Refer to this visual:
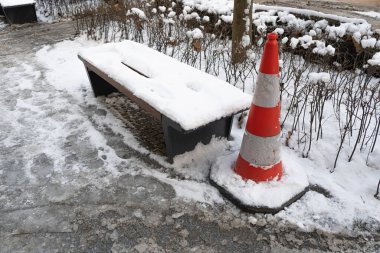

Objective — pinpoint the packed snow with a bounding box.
[79,41,251,131]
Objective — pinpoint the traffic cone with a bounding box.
[209,32,309,214]
[234,33,282,182]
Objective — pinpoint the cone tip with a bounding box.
[267,33,278,40]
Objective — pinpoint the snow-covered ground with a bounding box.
[23,35,379,236]
[1,2,380,250]
[355,11,380,19]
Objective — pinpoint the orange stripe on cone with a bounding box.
[235,155,283,182]
[234,32,283,182]
[246,103,281,137]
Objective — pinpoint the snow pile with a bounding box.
[79,41,251,131]
[309,72,330,84]
[368,52,380,66]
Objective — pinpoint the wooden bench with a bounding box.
[0,0,37,24]
[78,41,251,162]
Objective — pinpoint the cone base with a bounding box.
[210,151,309,214]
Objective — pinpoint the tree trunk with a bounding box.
[232,0,253,64]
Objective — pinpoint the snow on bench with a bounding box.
[0,0,36,24]
[0,0,36,7]
[78,40,251,161]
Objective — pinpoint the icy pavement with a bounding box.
[0,21,379,252]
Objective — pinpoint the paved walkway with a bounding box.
[0,19,379,253]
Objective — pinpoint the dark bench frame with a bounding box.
[78,55,239,162]
[1,2,37,24]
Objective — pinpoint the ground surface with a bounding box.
[0,7,380,253]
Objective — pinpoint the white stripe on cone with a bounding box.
[239,131,281,168]
[253,73,280,108]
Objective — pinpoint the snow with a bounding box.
[254,4,367,24]
[309,30,317,36]
[180,1,368,25]
[273,28,284,35]
[290,38,299,49]
[309,72,330,84]
[210,151,309,209]
[0,0,35,7]
[78,40,251,131]
[130,8,147,20]
[202,16,210,22]
[355,11,380,19]
[361,37,377,48]
[298,35,314,49]
[368,52,380,66]
[186,28,203,39]
[312,41,335,56]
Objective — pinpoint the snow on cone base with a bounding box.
[210,151,309,214]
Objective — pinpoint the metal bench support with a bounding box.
[86,69,119,97]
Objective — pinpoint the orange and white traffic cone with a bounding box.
[234,33,282,182]
[210,32,308,214]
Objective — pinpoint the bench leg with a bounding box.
[85,68,119,97]
[162,115,234,163]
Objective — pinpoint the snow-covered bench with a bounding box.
[0,0,37,24]
[78,41,251,162]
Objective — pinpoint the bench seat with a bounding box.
[0,0,37,24]
[78,41,251,161]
